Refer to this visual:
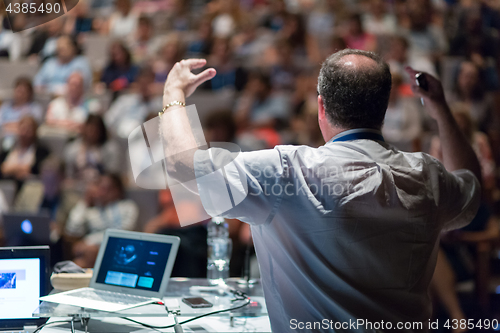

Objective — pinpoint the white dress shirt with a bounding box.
[193,129,480,332]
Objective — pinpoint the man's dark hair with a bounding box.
[318,49,392,129]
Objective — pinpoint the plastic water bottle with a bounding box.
[207,216,232,285]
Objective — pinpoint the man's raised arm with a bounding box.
[159,59,216,187]
[405,67,482,184]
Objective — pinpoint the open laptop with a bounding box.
[2,213,51,247]
[0,246,50,332]
[40,229,180,312]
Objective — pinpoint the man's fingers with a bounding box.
[193,68,217,87]
[182,58,207,70]
[404,66,419,77]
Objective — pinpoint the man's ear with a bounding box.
[318,95,326,121]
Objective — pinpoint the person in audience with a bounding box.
[33,35,92,95]
[385,35,437,81]
[104,66,162,138]
[235,70,291,131]
[0,116,50,185]
[403,1,447,63]
[128,16,163,63]
[100,41,139,95]
[382,73,422,152]
[210,0,244,38]
[447,61,495,132]
[64,115,121,184]
[60,0,94,40]
[269,39,300,92]
[361,0,397,36]
[201,37,247,92]
[106,0,138,39]
[144,189,207,277]
[26,18,65,61]
[151,35,184,84]
[186,16,212,57]
[44,72,101,135]
[65,173,138,267]
[342,13,377,52]
[0,77,43,137]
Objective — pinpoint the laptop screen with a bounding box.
[0,258,40,319]
[94,237,172,292]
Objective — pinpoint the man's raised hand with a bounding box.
[163,59,216,102]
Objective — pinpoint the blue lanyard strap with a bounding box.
[330,131,385,143]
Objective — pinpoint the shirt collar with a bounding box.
[327,128,385,144]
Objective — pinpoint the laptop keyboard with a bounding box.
[68,289,154,306]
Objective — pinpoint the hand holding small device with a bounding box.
[415,72,428,105]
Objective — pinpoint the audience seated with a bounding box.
[0,116,50,187]
[201,37,247,92]
[128,16,163,63]
[100,41,139,95]
[27,18,65,61]
[0,0,497,314]
[446,60,495,133]
[65,173,138,267]
[64,114,121,184]
[235,70,290,131]
[105,0,138,39]
[0,77,43,139]
[104,66,161,138]
[382,73,422,152]
[43,72,101,136]
[33,35,92,95]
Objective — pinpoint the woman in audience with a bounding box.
[0,116,50,185]
[65,173,138,268]
[44,72,101,135]
[0,77,43,138]
[33,35,92,95]
[151,35,184,84]
[63,115,121,184]
[106,0,138,39]
[100,41,139,95]
[447,61,495,133]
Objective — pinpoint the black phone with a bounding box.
[415,72,428,91]
[182,297,213,308]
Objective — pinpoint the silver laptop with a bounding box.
[2,213,51,247]
[0,246,51,333]
[40,229,180,312]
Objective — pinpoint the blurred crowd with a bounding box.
[0,0,500,325]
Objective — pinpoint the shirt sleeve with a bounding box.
[194,147,284,225]
[435,165,481,231]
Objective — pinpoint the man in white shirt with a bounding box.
[65,173,138,267]
[158,50,481,332]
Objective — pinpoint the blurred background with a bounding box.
[0,0,499,329]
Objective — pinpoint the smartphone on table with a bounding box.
[182,297,213,308]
